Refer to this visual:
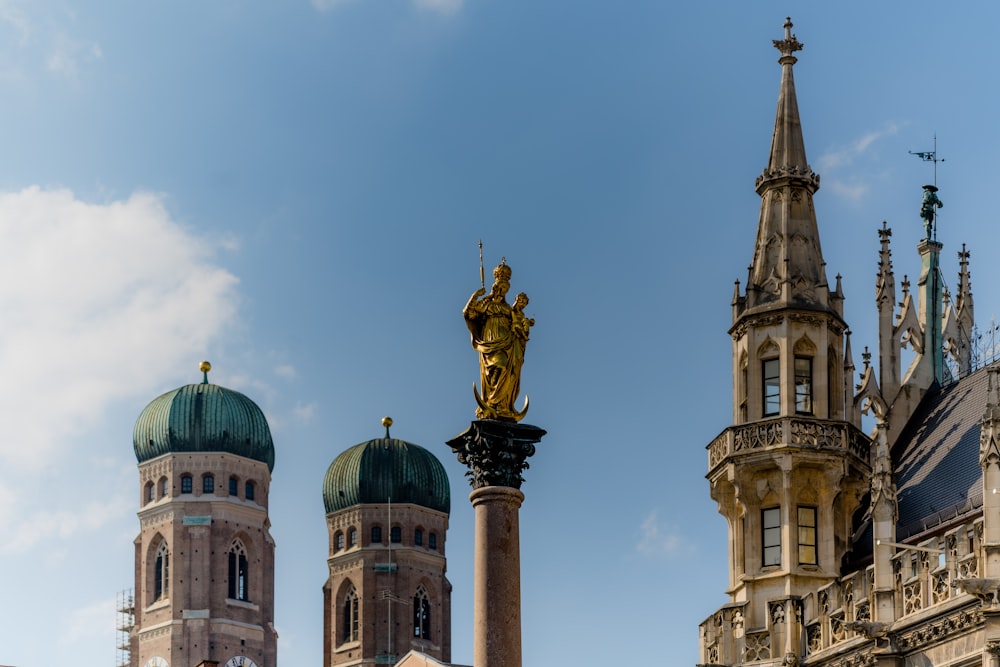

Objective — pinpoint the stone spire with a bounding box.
[739,18,833,320]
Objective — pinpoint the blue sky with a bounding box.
[1,2,999,665]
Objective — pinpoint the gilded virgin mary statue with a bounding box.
[463,259,534,421]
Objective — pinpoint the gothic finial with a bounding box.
[773,17,804,61]
[863,346,872,370]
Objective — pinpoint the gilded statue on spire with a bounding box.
[463,257,534,421]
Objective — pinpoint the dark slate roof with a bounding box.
[134,382,275,471]
[322,437,450,515]
[893,369,988,540]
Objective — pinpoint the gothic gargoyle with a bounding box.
[953,577,1000,607]
[845,621,890,639]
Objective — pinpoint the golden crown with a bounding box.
[493,258,512,282]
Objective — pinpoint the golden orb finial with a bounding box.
[382,416,393,438]
[200,360,212,384]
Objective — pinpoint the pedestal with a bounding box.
[448,420,546,667]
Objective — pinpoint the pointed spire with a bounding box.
[756,17,819,195]
[875,221,895,307]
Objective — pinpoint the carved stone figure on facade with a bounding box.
[919,184,943,240]
[464,258,532,421]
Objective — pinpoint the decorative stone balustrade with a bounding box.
[707,417,870,471]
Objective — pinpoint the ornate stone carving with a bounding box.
[447,420,546,490]
[895,605,982,652]
[771,601,786,625]
[745,631,771,662]
[805,624,822,656]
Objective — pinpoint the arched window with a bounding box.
[428,533,437,551]
[335,531,345,551]
[390,526,402,544]
[228,540,249,601]
[181,474,193,494]
[371,526,382,544]
[203,474,214,494]
[413,585,431,640]
[414,528,423,546]
[245,481,255,501]
[159,477,169,499]
[145,481,155,504]
[348,528,357,547]
[153,541,169,601]
[342,586,359,643]
[229,476,238,496]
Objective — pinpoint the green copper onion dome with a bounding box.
[133,363,275,471]
[323,420,450,514]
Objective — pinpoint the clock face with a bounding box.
[225,657,259,667]
[142,658,168,667]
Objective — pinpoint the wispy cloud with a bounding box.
[818,122,899,172]
[635,510,694,558]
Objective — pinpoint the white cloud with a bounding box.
[0,187,240,471]
[46,31,103,81]
[275,363,298,380]
[635,510,693,558]
[0,491,131,554]
[818,122,899,172]
[293,401,317,421]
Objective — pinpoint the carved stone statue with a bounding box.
[464,259,533,421]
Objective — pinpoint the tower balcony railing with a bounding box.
[707,416,870,472]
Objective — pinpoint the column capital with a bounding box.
[447,420,546,490]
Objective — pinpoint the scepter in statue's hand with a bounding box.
[479,239,485,290]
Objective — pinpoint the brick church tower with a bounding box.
[322,418,452,667]
[130,362,278,667]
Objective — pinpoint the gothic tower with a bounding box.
[321,418,452,667]
[702,19,871,665]
[131,362,278,667]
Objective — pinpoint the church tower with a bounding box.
[702,19,871,665]
[130,362,278,667]
[321,418,452,667]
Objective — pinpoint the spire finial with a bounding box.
[382,416,393,438]
[773,17,803,61]
[199,360,211,384]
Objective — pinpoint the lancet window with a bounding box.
[413,585,431,640]
[798,506,817,565]
[342,586,359,643]
[153,540,169,602]
[762,507,781,566]
[228,540,249,601]
[795,357,813,414]
[763,358,780,416]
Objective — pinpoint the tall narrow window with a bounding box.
[428,533,437,551]
[371,526,382,544]
[203,474,214,494]
[413,586,431,640]
[349,528,357,547]
[795,357,813,414]
[228,541,249,601]
[154,541,169,601]
[798,507,817,565]
[335,531,345,551]
[762,507,781,567]
[229,476,238,496]
[414,528,423,546]
[342,586,359,643]
[145,481,155,504]
[181,474,193,494]
[763,358,780,416]
[245,481,255,501]
[159,477,169,499]
[739,360,749,422]
[390,526,402,544]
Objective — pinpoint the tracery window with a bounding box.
[763,507,781,567]
[763,358,780,416]
[795,357,813,414]
[153,540,169,601]
[413,585,431,640]
[228,540,249,601]
[342,586,359,643]
[798,507,817,565]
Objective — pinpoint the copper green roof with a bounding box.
[323,437,450,514]
[133,382,275,471]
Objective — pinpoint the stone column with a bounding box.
[448,420,545,667]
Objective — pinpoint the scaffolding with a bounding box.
[116,588,135,667]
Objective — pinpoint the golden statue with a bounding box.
[464,258,534,421]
